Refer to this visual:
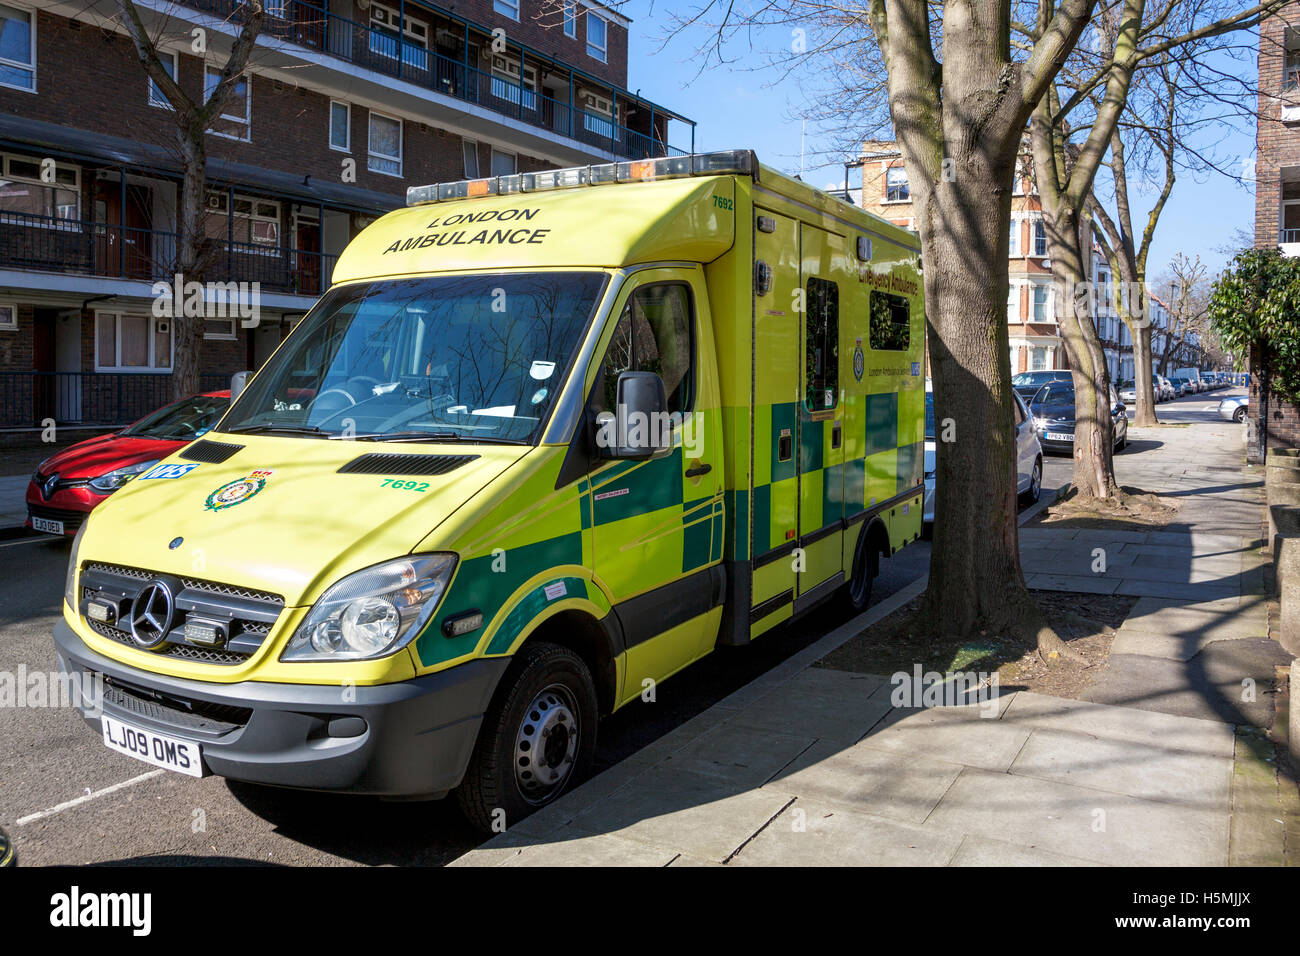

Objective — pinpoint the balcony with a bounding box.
[0,211,337,296]
[180,0,687,161]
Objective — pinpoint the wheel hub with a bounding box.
[513,684,579,804]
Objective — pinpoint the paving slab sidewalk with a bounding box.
[452,414,1294,867]
[0,474,29,530]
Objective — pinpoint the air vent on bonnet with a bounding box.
[337,453,479,476]
[180,440,245,463]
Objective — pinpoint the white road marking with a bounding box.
[16,770,165,826]
[0,535,62,548]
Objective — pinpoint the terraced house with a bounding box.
[0,0,691,434]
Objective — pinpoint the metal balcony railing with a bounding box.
[0,372,228,428]
[0,211,337,295]
[184,0,683,160]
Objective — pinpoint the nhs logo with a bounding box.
[141,463,201,480]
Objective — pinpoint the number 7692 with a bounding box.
[380,479,431,492]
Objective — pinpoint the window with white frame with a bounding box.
[578,87,615,136]
[564,1,577,37]
[0,4,35,92]
[462,139,480,178]
[330,100,350,152]
[203,191,281,248]
[1033,218,1048,256]
[369,2,429,70]
[368,112,403,176]
[204,66,251,140]
[1007,283,1020,322]
[491,149,516,177]
[494,0,520,20]
[490,53,538,111]
[586,10,607,61]
[884,165,909,202]
[1008,218,1020,256]
[1032,283,1051,322]
[96,313,173,371]
[0,300,15,330]
[0,154,80,220]
[204,316,237,340]
[1030,346,1048,371]
[149,51,179,109]
[1287,30,1300,91]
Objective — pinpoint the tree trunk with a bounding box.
[1128,317,1159,427]
[1046,205,1119,500]
[172,122,207,399]
[918,173,1030,635]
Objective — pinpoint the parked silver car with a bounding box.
[1218,395,1248,423]
[923,384,1043,527]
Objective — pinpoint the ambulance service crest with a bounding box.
[205,470,273,511]
[853,338,865,382]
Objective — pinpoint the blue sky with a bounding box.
[623,3,1257,280]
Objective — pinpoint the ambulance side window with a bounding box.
[870,290,911,351]
[595,283,695,416]
[805,277,839,413]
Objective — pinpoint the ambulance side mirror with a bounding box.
[597,371,669,461]
[230,370,253,402]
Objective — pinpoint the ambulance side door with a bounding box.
[750,208,801,636]
[585,268,723,700]
[796,224,846,603]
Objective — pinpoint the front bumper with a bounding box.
[55,619,508,798]
[26,482,105,536]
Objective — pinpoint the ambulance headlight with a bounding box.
[282,554,457,661]
[64,520,87,611]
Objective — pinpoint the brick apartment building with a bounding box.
[1252,0,1300,461]
[0,0,690,431]
[857,141,1201,385]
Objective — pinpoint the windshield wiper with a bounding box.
[225,423,331,437]
[354,430,527,445]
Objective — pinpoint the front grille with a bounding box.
[102,675,252,734]
[338,452,479,476]
[180,439,244,463]
[88,619,251,667]
[179,577,284,606]
[80,564,284,666]
[28,504,86,531]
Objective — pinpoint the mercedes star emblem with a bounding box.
[130,580,175,649]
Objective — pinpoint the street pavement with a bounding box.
[451,388,1299,866]
[3,391,1271,865]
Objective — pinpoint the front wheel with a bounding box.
[457,642,598,834]
[1233,406,1246,424]
[1019,458,1042,505]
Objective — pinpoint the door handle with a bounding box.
[685,463,712,478]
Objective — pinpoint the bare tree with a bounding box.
[1155,253,1212,374]
[117,0,267,398]
[1026,0,1281,504]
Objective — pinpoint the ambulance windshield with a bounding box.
[219,272,607,444]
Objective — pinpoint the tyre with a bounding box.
[457,642,598,834]
[1019,457,1042,506]
[1233,406,1246,424]
[841,528,879,613]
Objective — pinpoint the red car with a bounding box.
[26,391,231,537]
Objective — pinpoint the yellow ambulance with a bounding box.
[55,150,925,830]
